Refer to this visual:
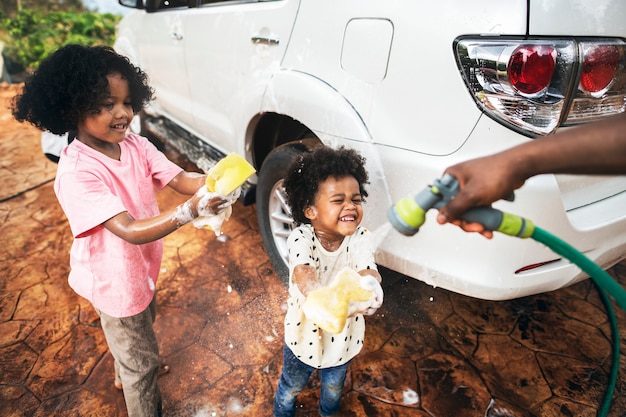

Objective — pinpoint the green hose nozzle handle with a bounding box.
[388,174,532,237]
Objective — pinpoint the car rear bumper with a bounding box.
[343,119,626,300]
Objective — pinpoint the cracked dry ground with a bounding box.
[1,83,625,417]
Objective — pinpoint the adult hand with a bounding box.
[436,154,526,238]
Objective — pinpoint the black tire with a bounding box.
[256,139,321,284]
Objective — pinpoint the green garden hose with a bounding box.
[531,227,626,310]
[531,226,623,417]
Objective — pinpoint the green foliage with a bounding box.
[1,9,121,72]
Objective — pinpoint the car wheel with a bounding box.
[256,139,321,284]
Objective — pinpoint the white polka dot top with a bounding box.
[283,224,378,368]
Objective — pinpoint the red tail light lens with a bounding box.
[579,45,620,95]
[508,45,556,96]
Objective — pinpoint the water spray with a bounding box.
[388,174,626,416]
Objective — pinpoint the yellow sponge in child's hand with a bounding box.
[195,153,255,233]
[205,153,256,195]
[302,268,373,334]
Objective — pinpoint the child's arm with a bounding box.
[292,264,319,297]
[167,171,206,195]
[103,172,227,245]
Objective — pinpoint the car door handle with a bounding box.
[251,36,279,45]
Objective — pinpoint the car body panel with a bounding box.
[529,0,625,36]
[280,0,529,155]
[369,115,626,298]
[184,0,300,154]
[120,8,193,128]
[115,0,626,299]
[262,70,373,143]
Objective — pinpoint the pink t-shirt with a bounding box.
[54,133,183,317]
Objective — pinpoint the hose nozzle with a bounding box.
[387,196,430,236]
[387,174,534,238]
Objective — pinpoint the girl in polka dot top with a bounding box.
[273,145,383,417]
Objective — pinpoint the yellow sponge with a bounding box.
[206,153,256,195]
[302,268,373,334]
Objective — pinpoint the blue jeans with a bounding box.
[274,345,350,417]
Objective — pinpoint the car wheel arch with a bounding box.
[260,70,373,144]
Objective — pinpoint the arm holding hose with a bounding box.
[386,161,626,312]
[437,113,626,238]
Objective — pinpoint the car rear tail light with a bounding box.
[566,40,626,124]
[455,37,626,136]
[508,45,556,96]
[579,45,620,95]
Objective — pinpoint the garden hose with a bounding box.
[531,226,622,417]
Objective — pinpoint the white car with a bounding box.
[115,0,626,300]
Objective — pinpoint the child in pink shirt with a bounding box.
[12,44,229,417]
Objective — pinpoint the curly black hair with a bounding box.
[283,145,369,225]
[12,44,154,135]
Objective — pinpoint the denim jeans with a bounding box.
[97,296,162,417]
[274,345,350,417]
